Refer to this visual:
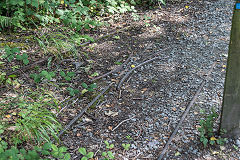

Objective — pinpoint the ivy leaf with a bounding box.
[16,55,23,60]
[60,71,66,77]
[11,47,20,53]
[86,152,94,158]
[22,53,28,59]
[23,59,29,65]
[41,70,48,76]
[7,55,14,62]
[65,76,71,81]
[89,83,97,89]
[78,148,87,155]
[107,151,114,159]
[67,72,75,77]
[81,83,88,89]
[49,72,55,77]
[90,72,99,77]
[81,89,88,94]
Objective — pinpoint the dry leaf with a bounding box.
[141,88,148,93]
[105,104,111,107]
[7,126,17,131]
[163,117,168,120]
[5,115,11,118]
[105,110,118,117]
[108,126,113,130]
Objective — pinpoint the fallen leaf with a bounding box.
[83,117,93,122]
[5,115,11,118]
[108,126,113,130]
[105,104,111,107]
[220,146,226,150]
[105,110,118,117]
[210,137,217,141]
[131,65,135,68]
[141,88,148,93]
[172,107,177,111]
[175,151,181,156]
[7,126,17,131]
[212,151,219,155]
[185,6,189,9]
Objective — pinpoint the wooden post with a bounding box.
[220,1,240,137]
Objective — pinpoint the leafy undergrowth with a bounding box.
[0,30,101,159]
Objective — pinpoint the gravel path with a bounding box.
[61,0,240,159]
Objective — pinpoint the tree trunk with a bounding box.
[220,2,240,137]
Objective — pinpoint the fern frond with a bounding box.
[0,15,12,29]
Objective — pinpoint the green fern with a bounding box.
[0,16,12,29]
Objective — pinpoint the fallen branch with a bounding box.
[92,54,133,81]
[92,43,154,81]
[157,62,217,160]
[117,47,170,90]
[112,115,136,131]
[58,83,112,137]
[78,26,131,48]
[6,57,49,76]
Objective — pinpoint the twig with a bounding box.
[6,57,48,76]
[78,26,131,48]
[56,97,79,117]
[132,152,142,160]
[92,42,153,81]
[117,47,170,90]
[94,138,103,157]
[58,83,112,137]
[112,115,136,131]
[157,62,217,160]
[92,53,133,81]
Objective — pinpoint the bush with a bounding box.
[0,0,137,31]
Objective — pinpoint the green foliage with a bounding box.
[60,71,76,81]
[78,147,94,160]
[104,140,114,149]
[198,108,227,147]
[122,143,130,150]
[16,53,29,65]
[51,144,70,159]
[2,46,29,65]
[0,141,70,160]
[104,141,114,150]
[67,87,79,96]
[101,141,115,160]
[0,70,19,87]
[0,91,61,145]
[81,82,97,94]
[30,70,55,83]
[0,0,138,31]
[101,151,115,160]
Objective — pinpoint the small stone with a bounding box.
[192,149,198,154]
[236,139,240,147]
